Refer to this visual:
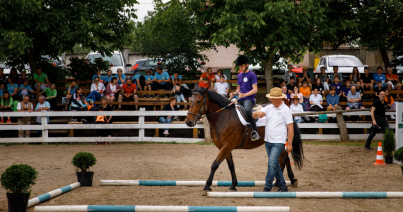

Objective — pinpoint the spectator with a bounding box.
[105,77,121,103]
[87,77,105,102]
[283,64,297,84]
[17,95,33,138]
[286,77,297,93]
[309,88,323,113]
[200,67,216,83]
[35,95,50,137]
[350,67,361,86]
[0,68,6,85]
[312,77,325,96]
[279,79,286,88]
[171,71,183,84]
[326,86,340,111]
[365,91,388,150]
[33,68,50,93]
[385,90,396,119]
[346,86,365,121]
[340,80,352,102]
[373,66,386,88]
[385,67,401,96]
[103,70,114,85]
[92,68,104,83]
[8,68,19,84]
[115,68,126,86]
[330,76,342,96]
[215,69,227,82]
[160,97,180,136]
[282,86,290,101]
[0,84,5,98]
[316,67,329,90]
[118,78,138,111]
[355,81,364,97]
[39,83,57,110]
[152,65,170,97]
[63,81,78,110]
[214,75,229,98]
[329,66,343,84]
[69,87,88,122]
[299,81,311,103]
[18,70,29,86]
[144,69,154,97]
[298,68,311,89]
[95,103,113,144]
[290,96,303,123]
[6,77,18,99]
[199,77,210,89]
[290,86,303,104]
[361,67,373,91]
[0,91,13,123]
[374,81,385,100]
[172,78,188,108]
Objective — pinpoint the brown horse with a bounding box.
[185,87,303,191]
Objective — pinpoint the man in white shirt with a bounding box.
[309,88,323,122]
[17,95,33,138]
[253,87,294,192]
[35,95,50,137]
[214,76,229,98]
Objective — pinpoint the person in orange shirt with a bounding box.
[198,77,210,89]
[385,67,402,97]
[385,89,396,119]
[299,81,311,100]
[118,78,139,110]
[200,67,216,83]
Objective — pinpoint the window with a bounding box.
[87,54,123,66]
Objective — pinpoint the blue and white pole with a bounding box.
[28,182,81,208]
[207,192,403,199]
[100,180,291,187]
[34,205,290,212]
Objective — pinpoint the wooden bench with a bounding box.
[0,123,18,125]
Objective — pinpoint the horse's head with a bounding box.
[186,87,209,127]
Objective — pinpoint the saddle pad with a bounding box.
[235,105,266,127]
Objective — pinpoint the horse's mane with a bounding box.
[194,87,235,108]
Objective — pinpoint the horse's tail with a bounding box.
[291,121,304,170]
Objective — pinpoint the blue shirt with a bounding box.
[6,83,18,94]
[330,83,342,95]
[373,73,386,83]
[342,86,351,96]
[347,91,361,108]
[131,74,143,85]
[154,71,170,85]
[171,75,182,80]
[92,74,104,82]
[0,88,4,97]
[115,74,126,84]
[35,101,51,123]
[103,75,114,83]
[18,84,33,95]
[327,94,339,106]
[145,74,154,81]
[237,70,258,101]
[67,86,77,95]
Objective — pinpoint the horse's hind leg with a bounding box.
[226,152,238,191]
[274,151,287,188]
[204,147,230,191]
[285,155,298,187]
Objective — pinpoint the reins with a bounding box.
[187,92,235,120]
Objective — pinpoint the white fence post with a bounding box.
[139,108,145,141]
[41,111,48,142]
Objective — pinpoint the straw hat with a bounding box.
[291,95,300,101]
[266,87,287,99]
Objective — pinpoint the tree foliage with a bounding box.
[67,57,112,81]
[0,0,138,74]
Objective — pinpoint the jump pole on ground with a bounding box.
[100,180,292,186]
[28,182,81,208]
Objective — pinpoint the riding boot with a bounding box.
[246,110,260,141]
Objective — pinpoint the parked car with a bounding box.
[86,51,131,74]
[42,55,64,68]
[131,58,162,73]
[315,55,367,74]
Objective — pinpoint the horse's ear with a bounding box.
[200,87,208,94]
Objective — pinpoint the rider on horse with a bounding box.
[230,55,261,141]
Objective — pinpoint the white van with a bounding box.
[86,51,131,74]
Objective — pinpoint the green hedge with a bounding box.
[1,164,38,194]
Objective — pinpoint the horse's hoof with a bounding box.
[229,188,237,192]
[291,179,298,187]
[203,187,212,191]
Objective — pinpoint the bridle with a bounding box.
[187,92,235,120]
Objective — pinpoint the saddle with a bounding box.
[235,104,259,149]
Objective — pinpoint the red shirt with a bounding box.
[198,82,210,89]
[201,73,215,81]
[385,74,398,83]
[121,83,137,94]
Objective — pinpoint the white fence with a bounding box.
[0,109,396,143]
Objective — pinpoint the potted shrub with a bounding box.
[394,147,403,177]
[1,164,38,212]
[382,129,395,164]
[72,152,97,186]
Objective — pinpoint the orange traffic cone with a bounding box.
[373,142,385,165]
[285,142,292,165]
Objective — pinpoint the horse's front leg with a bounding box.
[226,152,238,191]
[204,147,230,191]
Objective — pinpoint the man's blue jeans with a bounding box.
[159,117,172,131]
[265,142,286,190]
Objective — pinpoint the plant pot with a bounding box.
[76,171,94,186]
[385,156,394,164]
[6,193,30,212]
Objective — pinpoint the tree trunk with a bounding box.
[27,47,37,74]
[380,48,390,69]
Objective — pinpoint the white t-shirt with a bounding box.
[214,82,229,95]
[259,102,293,144]
[17,102,33,110]
[290,104,303,121]
[309,94,323,108]
[215,75,227,81]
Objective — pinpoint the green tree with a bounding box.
[188,0,336,91]
[133,0,213,79]
[0,0,138,74]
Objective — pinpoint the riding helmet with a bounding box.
[235,55,250,66]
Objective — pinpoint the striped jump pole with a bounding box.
[207,192,403,199]
[34,205,290,212]
[100,180,291,187]
[28,182,81,208]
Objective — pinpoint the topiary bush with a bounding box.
[394,147,403,164]
[71,152,97,172]
[382,129,396,156]
[0,164,38,194]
